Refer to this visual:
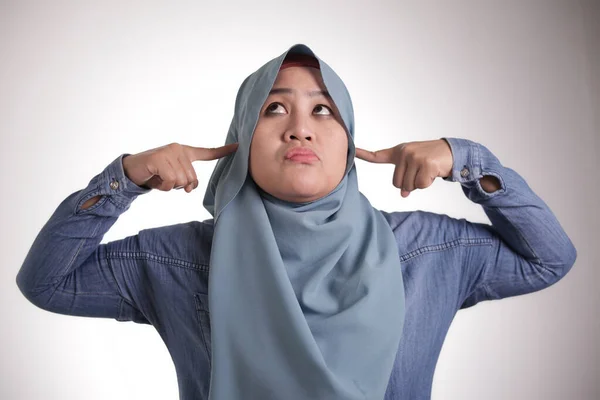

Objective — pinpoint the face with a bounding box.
[249,66,349,203]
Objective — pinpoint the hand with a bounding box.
[355,139,453,198]
[122,142,239,193]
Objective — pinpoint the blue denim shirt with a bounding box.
[16,137,577,400]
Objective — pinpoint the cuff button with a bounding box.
[110,180,120,190]
[460,167,470,178]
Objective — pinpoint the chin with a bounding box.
[273,178,323,202]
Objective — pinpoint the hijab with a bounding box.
[202,43,405,399]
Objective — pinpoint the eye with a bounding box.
[264,102,333,116]
[313,104,333,116]
[265,102,286,114]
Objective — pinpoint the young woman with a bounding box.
[16,44,577,400]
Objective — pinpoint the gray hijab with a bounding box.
[203,43,405,399]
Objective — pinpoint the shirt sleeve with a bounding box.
[16,154,153,324]
[440,137,577,309]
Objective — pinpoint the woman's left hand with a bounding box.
[355,139,453,198]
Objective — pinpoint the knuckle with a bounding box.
[162,181,175,191]
[162,170,177,183]
[167,142,181,152]
[159,181,174,191]
[400,144,415,157]
[187,169,198,182]
[177,178,188,188]
[175,171,188,186]
[184,162,197,178]
[416,176,430,188]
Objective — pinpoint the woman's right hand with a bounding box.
[122,142,239,193]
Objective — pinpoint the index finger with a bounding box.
[355,147,394,164]
[186,142,239,161]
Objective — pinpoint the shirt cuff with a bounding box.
[440,137,507,201]
[77,153,152,212]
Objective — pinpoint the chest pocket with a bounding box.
[194,293,212,364]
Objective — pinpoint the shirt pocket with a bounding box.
[194,292,212,364]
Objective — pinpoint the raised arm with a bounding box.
[440,137,577,308]
[15,153,153,321]
[377,137,577,311]
[16,142,238,322]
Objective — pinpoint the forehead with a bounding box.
[272,66,326,90]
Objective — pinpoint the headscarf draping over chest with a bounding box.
[202,43,405,399]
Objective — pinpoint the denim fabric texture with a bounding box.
[16,137,577,400]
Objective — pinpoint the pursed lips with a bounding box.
[284,147,319,162]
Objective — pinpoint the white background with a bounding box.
[2,1,598,399]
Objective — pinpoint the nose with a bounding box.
[284,112,314,142]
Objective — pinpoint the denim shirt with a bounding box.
[16,137,577,400]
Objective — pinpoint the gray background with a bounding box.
[1,1,598,399]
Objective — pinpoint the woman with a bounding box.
[16,44,577,399]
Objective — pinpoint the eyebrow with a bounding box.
[269,87,332,99]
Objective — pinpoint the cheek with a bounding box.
[250,130,267,158]
[253,142,276,166]
[249,133,262,176]
[331,133,349,168]
[249,130,276,176]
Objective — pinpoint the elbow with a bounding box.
[16,267,32,301]
[545,242,578,285]
[16,270,39,308]
[561,242,578,278]
[15,266,52,311]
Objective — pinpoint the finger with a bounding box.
[148,158,177,191]
[184,182,195,193]
[186,142,239,162]
[177,153,199,191]
[392,159,408,190]
[414,165,437,190]
[179,176,199,192]
[401,163,420,195]
[176,182,194,192]
[355,147,394,164]
[163,157,187,191]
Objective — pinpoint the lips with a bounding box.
[285,146,319,161]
